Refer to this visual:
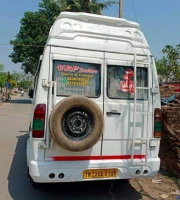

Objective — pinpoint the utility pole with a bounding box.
[119,0,123,18]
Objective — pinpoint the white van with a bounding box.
[27,12,162,187]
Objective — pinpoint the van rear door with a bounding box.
[102,52,153,163]
[45,47,104,161]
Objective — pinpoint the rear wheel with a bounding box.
[29,177,40,189]
[114,179,130,190]
[27,168,40,189]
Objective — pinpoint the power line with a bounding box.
[131,0,138,22]
[0,48,12,51]
[0,44,44,48]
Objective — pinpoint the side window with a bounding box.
[34,60,41,95]
[53,60,101,98]
[34,72,39,94]
[107,65,148,100]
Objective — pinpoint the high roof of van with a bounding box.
[47,12,149,52]
[56,12,140,29]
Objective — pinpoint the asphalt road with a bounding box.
[0,95,143,200]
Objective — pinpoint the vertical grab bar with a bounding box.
[131,53,137,164]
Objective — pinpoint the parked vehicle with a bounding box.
[28,89,34,98]
[27,12,161,187]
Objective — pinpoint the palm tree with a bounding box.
[54,0,117,15]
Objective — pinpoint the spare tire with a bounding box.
[49,95,104,152]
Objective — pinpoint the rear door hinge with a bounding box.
[39,141,49,149]
[42,80,55,88]
[151,88,159,94]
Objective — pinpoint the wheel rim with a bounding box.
[61,107,94,141]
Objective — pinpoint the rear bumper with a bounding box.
[29,158,160,183]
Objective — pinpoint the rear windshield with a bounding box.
[107,65,148,100]
[53,60,101,98]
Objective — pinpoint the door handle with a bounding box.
[106,111,121,116]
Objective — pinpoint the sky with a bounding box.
[0,0,180,72]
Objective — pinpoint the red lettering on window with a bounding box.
[73,66,79,72]
[57,65,64,71]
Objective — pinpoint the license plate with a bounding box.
[83,168,118,179]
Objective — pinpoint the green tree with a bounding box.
[11,71,34,90]
[10,0,116,75]
[156,44,180,82]
[58,0,116,14]
[9,79,17,88]
[0,64,6,92]
[19,80,33,90]
[11,70,22,83]
[0,64,4,72]
[9,0,60,75]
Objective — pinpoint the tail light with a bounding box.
[154,108,162,138]
[32,104,46,138]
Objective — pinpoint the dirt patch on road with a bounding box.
[130,172,180,200]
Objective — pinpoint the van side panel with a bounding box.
[29,46,51,163]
